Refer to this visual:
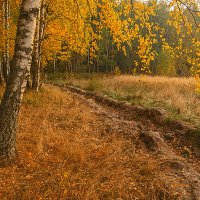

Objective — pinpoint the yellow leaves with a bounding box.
[0,0,19,57]
[162,0,199,79]
[122,46,127,56]
[134,61,138,67]
[37,0,161,74]
[169,0,177,8]
[3,0,196,78]
[136,35,157,72]
[100,0,123,47]
[42,0,97,61]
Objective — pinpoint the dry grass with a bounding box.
[54,75,200,125]
[0,85,180,199]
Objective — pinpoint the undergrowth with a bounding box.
[0,85,180,199]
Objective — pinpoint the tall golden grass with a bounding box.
[59,75,199,125]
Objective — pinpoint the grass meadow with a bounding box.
[48,74,200,127]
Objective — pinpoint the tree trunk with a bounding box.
[38,0,46,77]
[0,58,4,85]
[53,59,56,74]
[31,12,40,91]
[32,0,46,91]
[0,0,41,165]
[3,0,10,82]
[88,48,91,73]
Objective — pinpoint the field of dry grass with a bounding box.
[51,75,200,126]
[0,85,188,199]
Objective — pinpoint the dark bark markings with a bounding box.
[3,0,10,82]
[0,0,41,165]
[32,0,46,91]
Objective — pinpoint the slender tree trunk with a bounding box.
[31,12,40,91]
[106,46,109,73]
[53,59,56,74]
[37,0,46,86]
[0,0,41,165]
[32,0,46,91]
[26,72,32,90]
[88,49,91,73]
[0,57,4,85]
[3,0,10,82]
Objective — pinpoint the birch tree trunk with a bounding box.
[0,0,41,165]
[3,0,10,82]
[31,11,40,90]
[32,0,46,91]
[0,57,4,85]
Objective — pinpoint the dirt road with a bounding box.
[57,84,200,200]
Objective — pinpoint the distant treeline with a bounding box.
[46,1,200,77]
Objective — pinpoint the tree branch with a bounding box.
[176,0,200,27]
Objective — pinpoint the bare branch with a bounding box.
[177,0,200,13]
[176,0,200,27]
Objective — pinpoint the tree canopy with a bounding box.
[0,0,199,77]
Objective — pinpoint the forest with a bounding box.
[0,0,200,199]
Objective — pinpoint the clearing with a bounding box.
[49,75,200,126]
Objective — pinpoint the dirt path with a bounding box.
[55,84,200,200]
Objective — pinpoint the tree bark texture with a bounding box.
[31,11,40,91]
[3,0,10,82]
[32,0,46,91]
[0,57,4,85]
[0,0,41,165]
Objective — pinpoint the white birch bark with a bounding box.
[0,0,41,165]
[32,0,46,91]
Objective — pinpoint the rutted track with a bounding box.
[53,83,200,200]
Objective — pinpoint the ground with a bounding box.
[49,74,200,126]
[0,82,200,199]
